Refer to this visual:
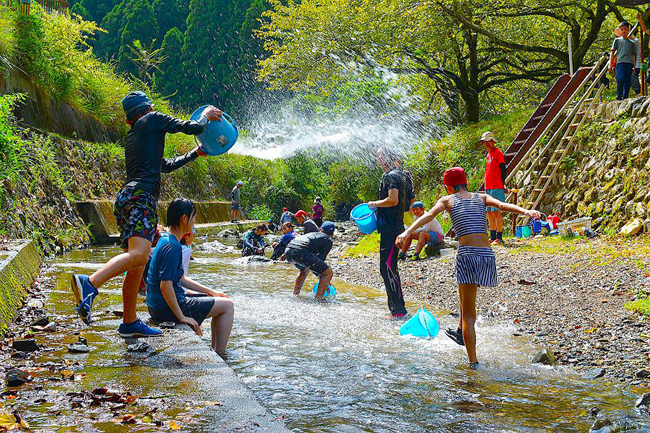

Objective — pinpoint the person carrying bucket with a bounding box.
[231,181,243,222]
[481,131,509,246]
[396,167,540,368]
[70,91,222,337]
[368,147,413,319]
[285,222,336,301]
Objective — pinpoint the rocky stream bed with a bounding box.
[332,228,650,388]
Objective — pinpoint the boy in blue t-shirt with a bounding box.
[146,198,234,355]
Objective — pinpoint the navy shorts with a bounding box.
[486,188,505,212]
[114,185,158,249]
[285,247,329,276]
[231,202,240,210]
[148,297,215,326]
[455,245,497,287]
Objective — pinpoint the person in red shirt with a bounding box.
[481,131,508,245]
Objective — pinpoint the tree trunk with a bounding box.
[462,91,480,123]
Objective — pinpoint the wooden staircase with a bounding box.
[510,54,609,210]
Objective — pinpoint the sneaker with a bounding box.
[490,239,500,246]
[469,362,480,370]
[117,319,163,338]
[445,328,465,346]
[410,254,421,261]
[71,274,98,325]
[398,252,406,261]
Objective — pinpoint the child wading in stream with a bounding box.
[396,167,540,367]
[146,199,234,355]
[70,91,223,337]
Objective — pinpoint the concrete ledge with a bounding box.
[145,325,288,431]
[0,241,41,336]
[76,201,248,243]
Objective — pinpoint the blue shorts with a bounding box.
[231,202,240,210]
[148,297,215,326]
[486,189,505,212]
[428,232,444,245]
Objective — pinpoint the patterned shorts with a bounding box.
[455,245,497,287]
[114,185,158,249]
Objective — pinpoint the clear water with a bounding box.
[34,244,649,432]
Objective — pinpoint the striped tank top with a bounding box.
[449,194,488,238]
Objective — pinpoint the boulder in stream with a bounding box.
[636,393,650,409]
[217,228,240,239]
[6,369,33,387]
[29,316,49,327]
[12,339,39,352]
[532,348,556,366]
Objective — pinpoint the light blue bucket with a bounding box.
[190,105,238,156]
[350,203,377,234]
[399,308,439,338]
[312,282,336,297]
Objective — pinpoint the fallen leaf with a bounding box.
[60,370,73,380]
[125,395,138,405]
[121,414,137,424]
[169,420,181,430]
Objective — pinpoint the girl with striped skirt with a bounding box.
[396,167,540,367]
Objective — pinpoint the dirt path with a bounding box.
[333,235,650,385]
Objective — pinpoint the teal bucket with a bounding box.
[522,225,532,238]
[399,308,439,338]
[190,105,238,156]
[350,203,377,234]
[312,283,336,297]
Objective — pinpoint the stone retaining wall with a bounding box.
[515,96,650,231]
[0,241,41,336]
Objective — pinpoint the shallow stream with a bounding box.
[15,241,650,431]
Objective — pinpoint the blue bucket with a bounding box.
[399,308,439,338]
[190,105,238,156]
[312,283,336,297]
[350,203,377,234]
[515,226,523,238]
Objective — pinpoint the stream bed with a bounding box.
[5,241,649,432]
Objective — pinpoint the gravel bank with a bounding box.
[333,235,650,385]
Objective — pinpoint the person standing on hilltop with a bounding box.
[311,197,325,227]
[368,147,413,319]
[231,180,243,223]
[609,21,637,100]
[70,91,222,337]
[481,131,508,246]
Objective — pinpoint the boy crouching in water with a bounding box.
[285,221,336,301]
[146,199,234,355]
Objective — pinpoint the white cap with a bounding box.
[236,180,243,186]
[480,131,495,142]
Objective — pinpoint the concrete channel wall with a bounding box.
[76,200,257,243]
[0,241,41,336]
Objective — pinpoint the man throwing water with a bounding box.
[368,148,413,318]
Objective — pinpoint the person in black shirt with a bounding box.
[285,222,335,301]
[294,210,319,234]
[70,91,222,338]
[368,147,412,318]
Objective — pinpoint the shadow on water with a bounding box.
[13,243,649,432]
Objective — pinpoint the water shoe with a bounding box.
[410,254,421,261]
[398,252,406,261]
[445,327,465,346]
[118,319,163,338]
[71,274,98,325]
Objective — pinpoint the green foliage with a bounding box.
[344,232,380,257]
[0,94,26,180]
[159,27,185,98]
[153,0,189,40]
[117,0,159,74]
[626,295,650,317]
[248,204,273,220]
[70,3,92,21]
[258,0,622,123]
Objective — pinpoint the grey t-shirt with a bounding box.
[612,37,637,65]
[231,186,241,203]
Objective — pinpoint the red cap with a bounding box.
[283,207,288,212]
[295,210,307,218]
[443,167,467,187]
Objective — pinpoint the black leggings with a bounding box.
[380,233,406,316]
